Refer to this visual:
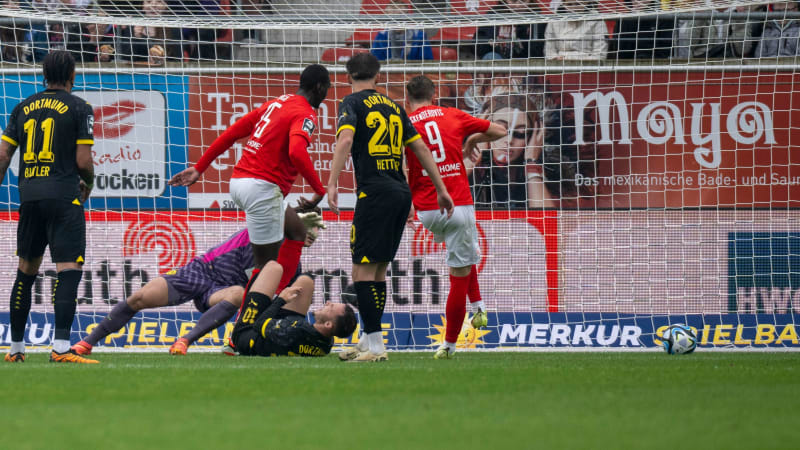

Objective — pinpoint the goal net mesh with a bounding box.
[0,0,797,351]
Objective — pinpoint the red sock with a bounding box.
[445,274,470,344]
[467,265,482,303]
[276,239,304,293]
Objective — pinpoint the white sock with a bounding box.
[53,339,70,353]
[366,331,385,354]
[356,333,369,351]
[443,341,456,353]
[471,300,486,314]
[10,341,25,354]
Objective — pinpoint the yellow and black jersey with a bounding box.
[232,293,333,357]
[2,89,94,203]
[337,89,420,191]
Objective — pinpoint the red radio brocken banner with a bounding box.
[187,71,800,209]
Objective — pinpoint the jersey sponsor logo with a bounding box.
[302,118,315,136]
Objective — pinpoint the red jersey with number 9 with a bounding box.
[230,94,319,194]
[407,105,490,211]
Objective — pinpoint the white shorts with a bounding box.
[229,177,285,245]
[417,205,480,268]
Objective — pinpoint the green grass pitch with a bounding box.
[1,352,797,449]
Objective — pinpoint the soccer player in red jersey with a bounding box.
[169,64,330,291]
[405,76,506,359]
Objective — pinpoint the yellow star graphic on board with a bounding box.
[427,315,491,349]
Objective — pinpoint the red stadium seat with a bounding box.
[344,29,380,47]
[344,0,413,47]
[321,47,371,63]
[431,46,458,61]
[429,0,498,43]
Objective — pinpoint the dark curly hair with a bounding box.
[42,50,75,88]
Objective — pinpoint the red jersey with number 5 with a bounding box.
[407,105,490,211]
[194,93,323,196]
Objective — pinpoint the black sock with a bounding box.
[9,270,37,342]
[52,270,82,341]
[84,301,138,346]
[355,281,387,334]
[183,301,238,344]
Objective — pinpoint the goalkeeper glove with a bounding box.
[298,211,326,231]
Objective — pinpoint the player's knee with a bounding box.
[294,274,314,291]
[226,287,245,308]
[126,291,148,311]
[263,260,283,277]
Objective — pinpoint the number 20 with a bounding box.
[22,118,55,163]
[366,111,402,157]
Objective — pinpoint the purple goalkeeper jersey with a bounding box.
[200,229,254,288]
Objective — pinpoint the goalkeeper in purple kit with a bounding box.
[71,208,324,355]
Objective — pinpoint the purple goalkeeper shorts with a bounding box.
[162,258,228,313]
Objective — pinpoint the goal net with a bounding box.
[0,0,797,352]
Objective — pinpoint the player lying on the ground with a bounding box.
[231,260,357,357]
[71,208,324,356]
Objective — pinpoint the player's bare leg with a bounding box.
[279,275,314,316]
[347,262,389,362]
[73,277,170,356]
[171,285,244,355]
[4,256,41,363]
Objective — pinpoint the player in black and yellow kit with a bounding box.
[0,51,97,363]
[327,53,454,362]
[231,261,357,357]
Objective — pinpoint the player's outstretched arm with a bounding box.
[326,128,354,215]
[408,139,454,218]
[168,110,258,187]
[0,140,16,186]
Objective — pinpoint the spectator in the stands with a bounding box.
[466,0,545,60]
[370,0,432,61]
[167,0,229,60]
[756,1,800,57]
[673,1,765,59]
[613,0,674,60]
[67,22,116,63]
[1,0,25,62]
[117,0,180,65]
[728,4,766,58]
[545,0,608,60]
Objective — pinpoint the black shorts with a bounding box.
[17,199,85,264]
[350,186,411,264]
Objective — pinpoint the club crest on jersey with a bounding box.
[302,118,315,136]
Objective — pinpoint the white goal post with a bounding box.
[0,0,798,352]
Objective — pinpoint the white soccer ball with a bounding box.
[661,324,697,355]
